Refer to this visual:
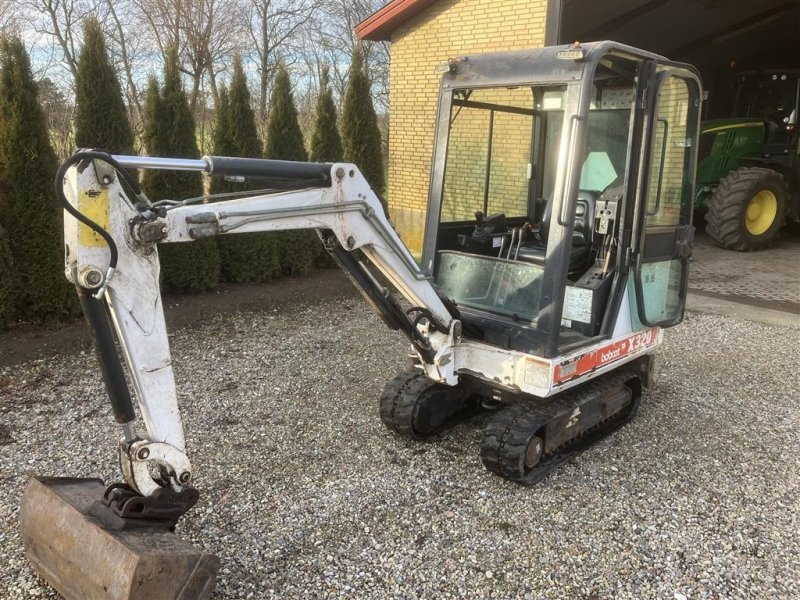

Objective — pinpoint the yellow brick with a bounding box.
[386,0,549,254]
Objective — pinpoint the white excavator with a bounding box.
[20,41,701,599]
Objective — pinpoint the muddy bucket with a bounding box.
[19,477,219,600]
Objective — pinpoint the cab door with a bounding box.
[633,67,702,327]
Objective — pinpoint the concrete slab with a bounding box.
[687,292,800,327]
[689,229,799,317]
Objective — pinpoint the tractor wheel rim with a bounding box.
[745,190,778,236]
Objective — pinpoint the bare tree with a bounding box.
[22,0,95,82]
[37,76,74,159]
[7,0,389,157]
[186,0,244,106]
[131,0,181,56]
[311,0,389,113]
[132,0,244,111]
[247,0,318,121]
[100,0,143,122]
[0,0,22,31]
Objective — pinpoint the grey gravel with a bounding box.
[1,293,799,599]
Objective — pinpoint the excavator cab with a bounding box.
[20,42,701,600]
[424,44,701,359]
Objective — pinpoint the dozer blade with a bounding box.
[19,477,219,600]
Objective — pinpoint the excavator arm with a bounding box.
[60,151,461,500]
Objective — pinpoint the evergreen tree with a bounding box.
[342,45,385,197]
[0,134,11,328]
[226,56,263,162]
[141,76,162,163]
[212,56,280,283]
[310,67,343,163]
[211,86,233,157]
[141,47,219,292]
[74,18,134,155]
[308,67,342,268]
[0,225,13,328]
[264,66,308,161]
[0,37,74,321]
[264,65,316,276]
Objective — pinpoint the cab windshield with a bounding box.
[434,78,635,324]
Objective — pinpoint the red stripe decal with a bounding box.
[554,328,659,385]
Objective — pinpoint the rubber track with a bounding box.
[379,370,437,439]
[705,167,788,251]
[480,371,641,486]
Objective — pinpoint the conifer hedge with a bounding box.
[212,55,281,283]
[0,37,75,322]
[309,67,343,268]
[0,225,13,328]
[310,67,343,163]
[264,66,317,276]
[74,18,134,155]
[342,46,385,198]
[142,47,220,292]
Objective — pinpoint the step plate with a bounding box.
[19,477,219,600]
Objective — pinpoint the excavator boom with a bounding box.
[21,151,462,600]
[61,152,461,496]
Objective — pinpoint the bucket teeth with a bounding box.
[19,477,219,600]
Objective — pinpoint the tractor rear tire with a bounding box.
[705,167,788,251]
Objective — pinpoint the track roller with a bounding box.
[379,369,473,439]
[480,371,642,485]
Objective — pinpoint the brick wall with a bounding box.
[441,87,536,222]
[388,0,549,255]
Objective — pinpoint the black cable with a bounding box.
[55,150,142,270]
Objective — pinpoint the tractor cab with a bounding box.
[423,42,702,358]
[697,70,800,250]
[697,70,800,188]
[732,70,800,147]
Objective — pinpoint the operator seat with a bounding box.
[516,190,598,272]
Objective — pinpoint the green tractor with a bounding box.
[696,70,799,250]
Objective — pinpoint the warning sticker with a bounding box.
[79,188,110,248]
[563,286,593,324]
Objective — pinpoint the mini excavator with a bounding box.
[20,42,700,599]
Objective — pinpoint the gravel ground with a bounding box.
[1,292,799,599]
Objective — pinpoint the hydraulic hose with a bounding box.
[55,150,144,272]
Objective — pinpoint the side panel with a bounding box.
[451,326,662,398]
[552,327,661,387]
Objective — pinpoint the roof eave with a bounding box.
[355,0,439,42]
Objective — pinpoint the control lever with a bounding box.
[472,210,489,244]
